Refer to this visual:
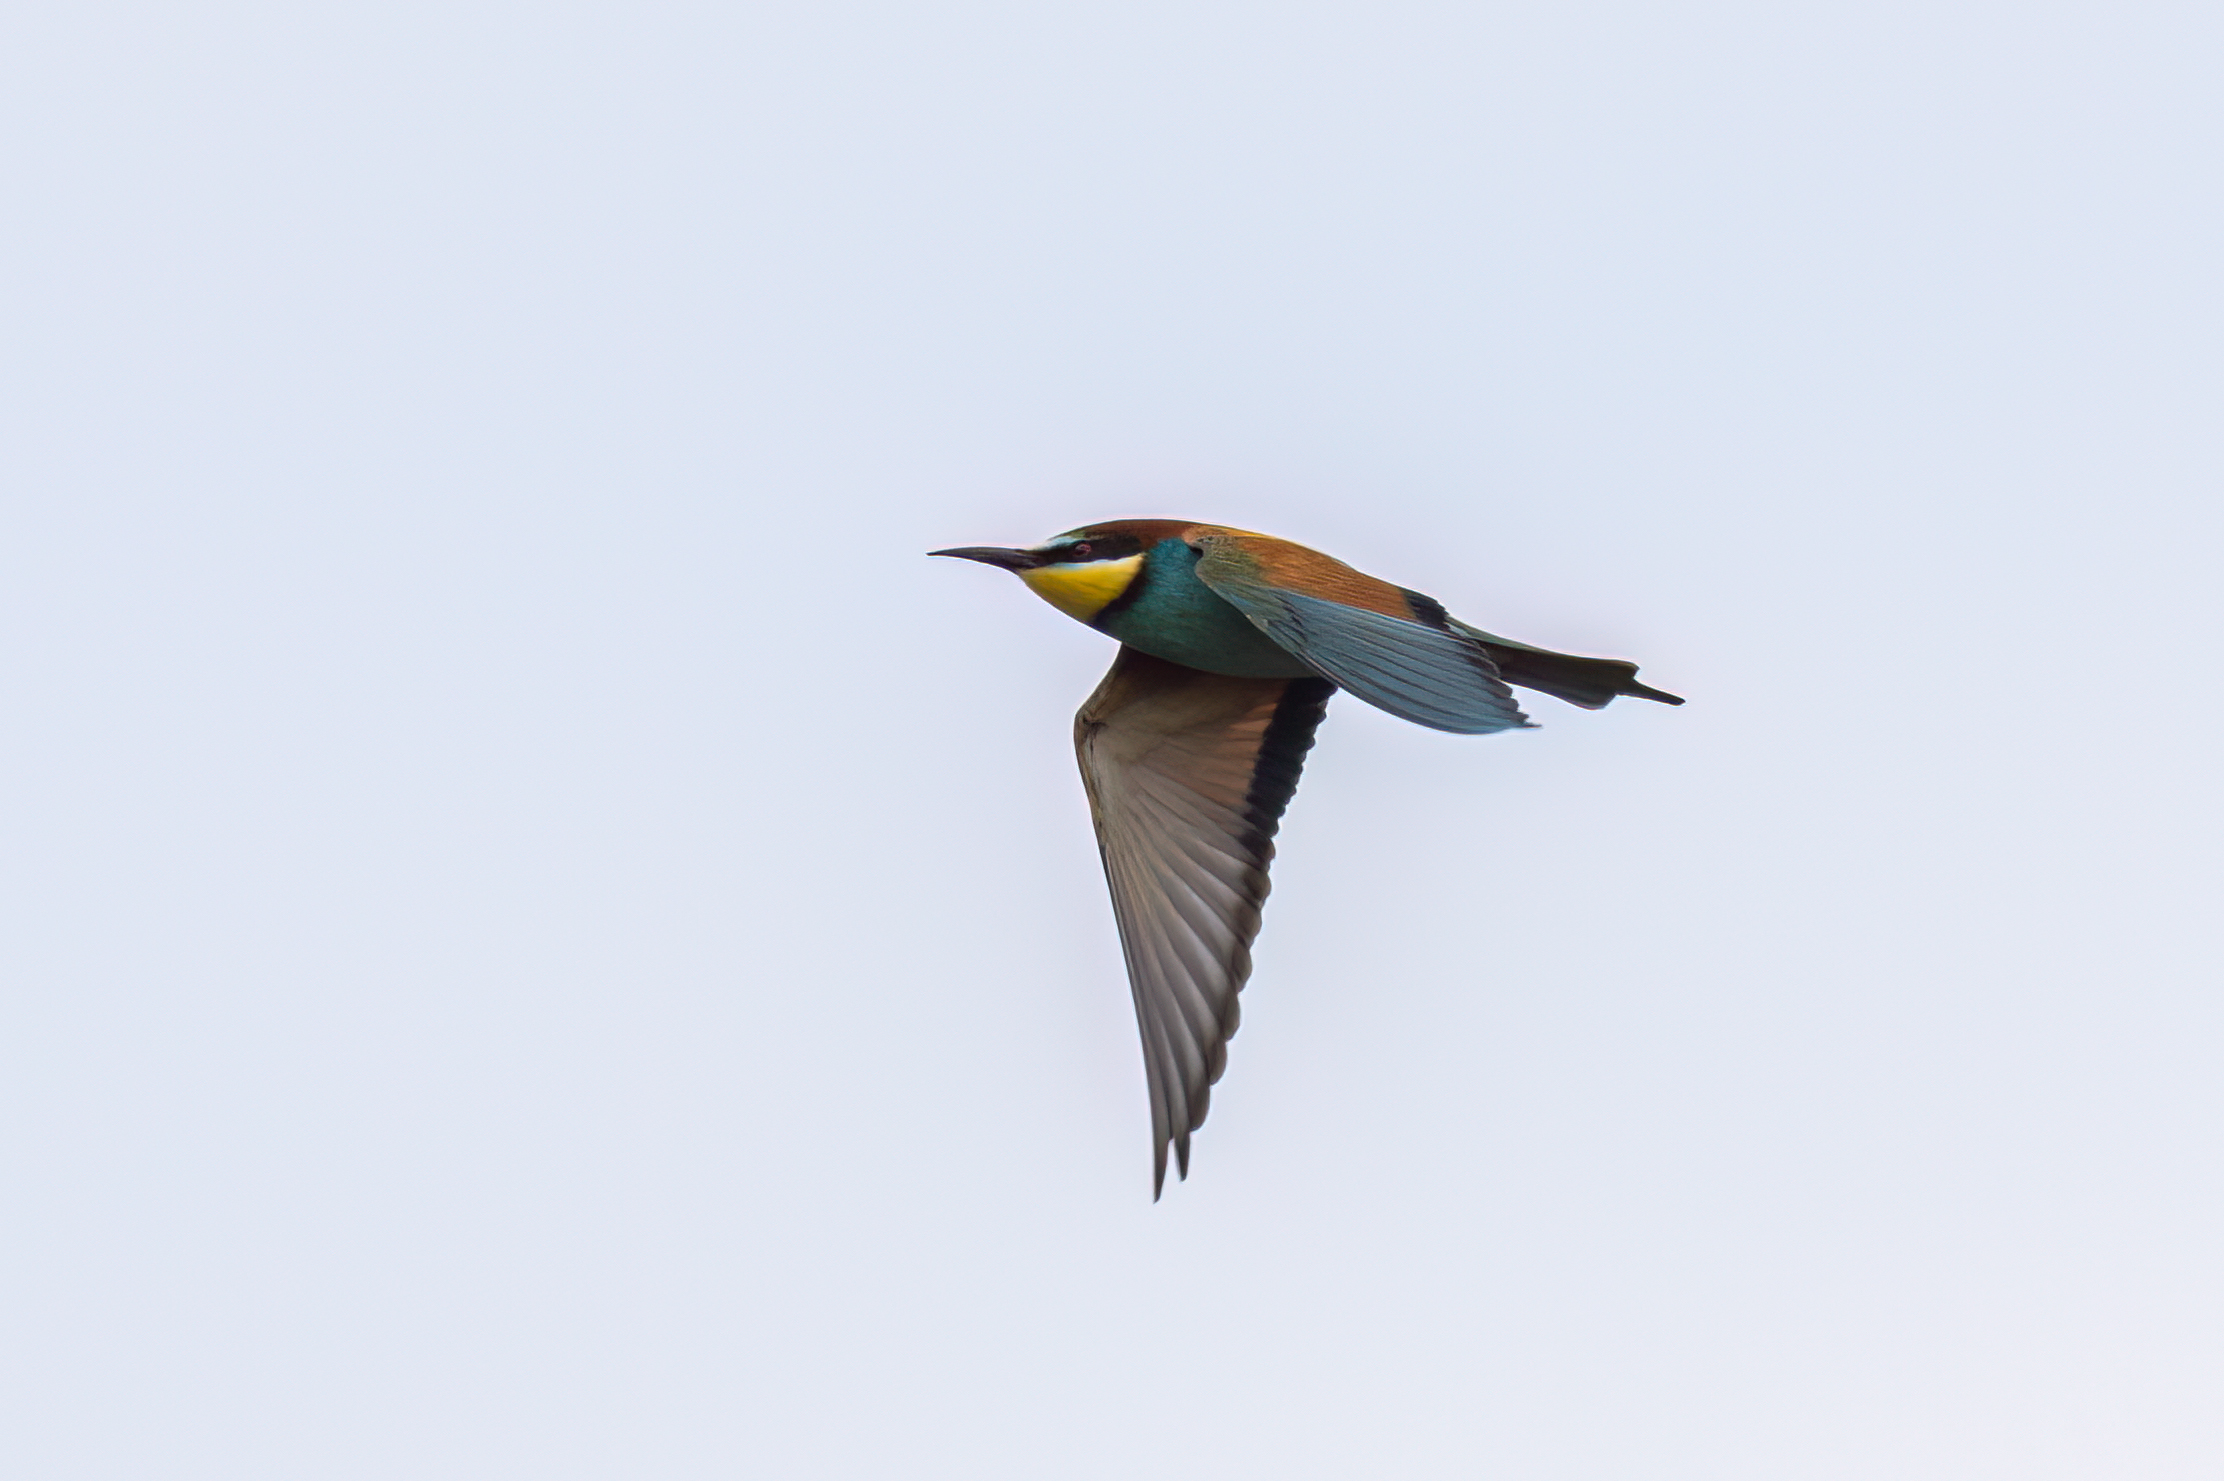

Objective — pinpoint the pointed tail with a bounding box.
[1459,626,1684,710]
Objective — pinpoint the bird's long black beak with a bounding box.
[928,546,1045,571]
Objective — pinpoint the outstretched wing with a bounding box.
[1075,646,1336,1197]
[1193,535,1531,734]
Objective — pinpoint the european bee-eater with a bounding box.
[933,519,1681,1196]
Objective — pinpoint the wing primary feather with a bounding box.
[1074,648,1336,1197]
[1192,539,1531,734]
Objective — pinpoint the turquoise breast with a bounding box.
[1097,539,1316,678]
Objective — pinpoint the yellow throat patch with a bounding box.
[1018,554,1144,624]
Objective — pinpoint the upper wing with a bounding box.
[1193,535,1532,735]
[1075,646,1336,1197]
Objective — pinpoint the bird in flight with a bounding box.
[933,520,1681,1196]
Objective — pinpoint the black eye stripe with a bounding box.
[1047,533,1144,563]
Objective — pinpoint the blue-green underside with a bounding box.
[1095,540,1317,679]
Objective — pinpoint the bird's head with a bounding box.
[930,521,1184,624]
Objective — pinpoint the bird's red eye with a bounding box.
[1069,542,1094,559]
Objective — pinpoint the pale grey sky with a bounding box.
[5,3,2220,1477]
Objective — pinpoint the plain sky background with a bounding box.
[5,3,2221,1477]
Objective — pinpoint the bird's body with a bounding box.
[933,519,1680,1195]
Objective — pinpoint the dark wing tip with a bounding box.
[1149,1127,1194,1202]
